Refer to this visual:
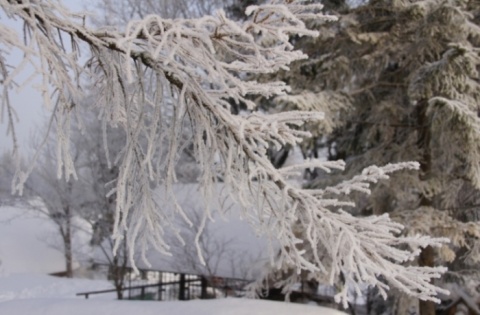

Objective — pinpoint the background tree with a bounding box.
[71,105,131,298]
[0,0,452,306]
[21,103,129,292]
[25,137,85,278]
[91,0,235,25]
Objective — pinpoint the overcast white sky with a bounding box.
[0,1,87,155]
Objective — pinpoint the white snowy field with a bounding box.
[0,273,347,315]
[0,298,348,315]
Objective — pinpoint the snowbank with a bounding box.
[0,298,348,315]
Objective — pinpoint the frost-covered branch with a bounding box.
[0,0,449,305]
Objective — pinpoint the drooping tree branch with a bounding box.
[0,0,449,305]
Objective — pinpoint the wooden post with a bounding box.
[179,274,186,300]
[128,273,131,300]
[201,277,208,299]
[158,275,163,301]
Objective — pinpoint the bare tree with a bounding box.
[91,0,235,25]
[164,188,264,281]
[77,109,130,299]
[25,139,84,278]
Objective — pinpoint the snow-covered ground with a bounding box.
[0,273,347,315]
[1,298,349,315]
[0,273,114,302]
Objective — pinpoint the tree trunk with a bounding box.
[418,246,435,315]
[417,101,432,208]
[64,206,73,278]
[417,100,435,315]
[115,282,124,300]
[109,257,124,300]
[108,238,128,300]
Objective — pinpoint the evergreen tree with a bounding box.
[271,0,480,314]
